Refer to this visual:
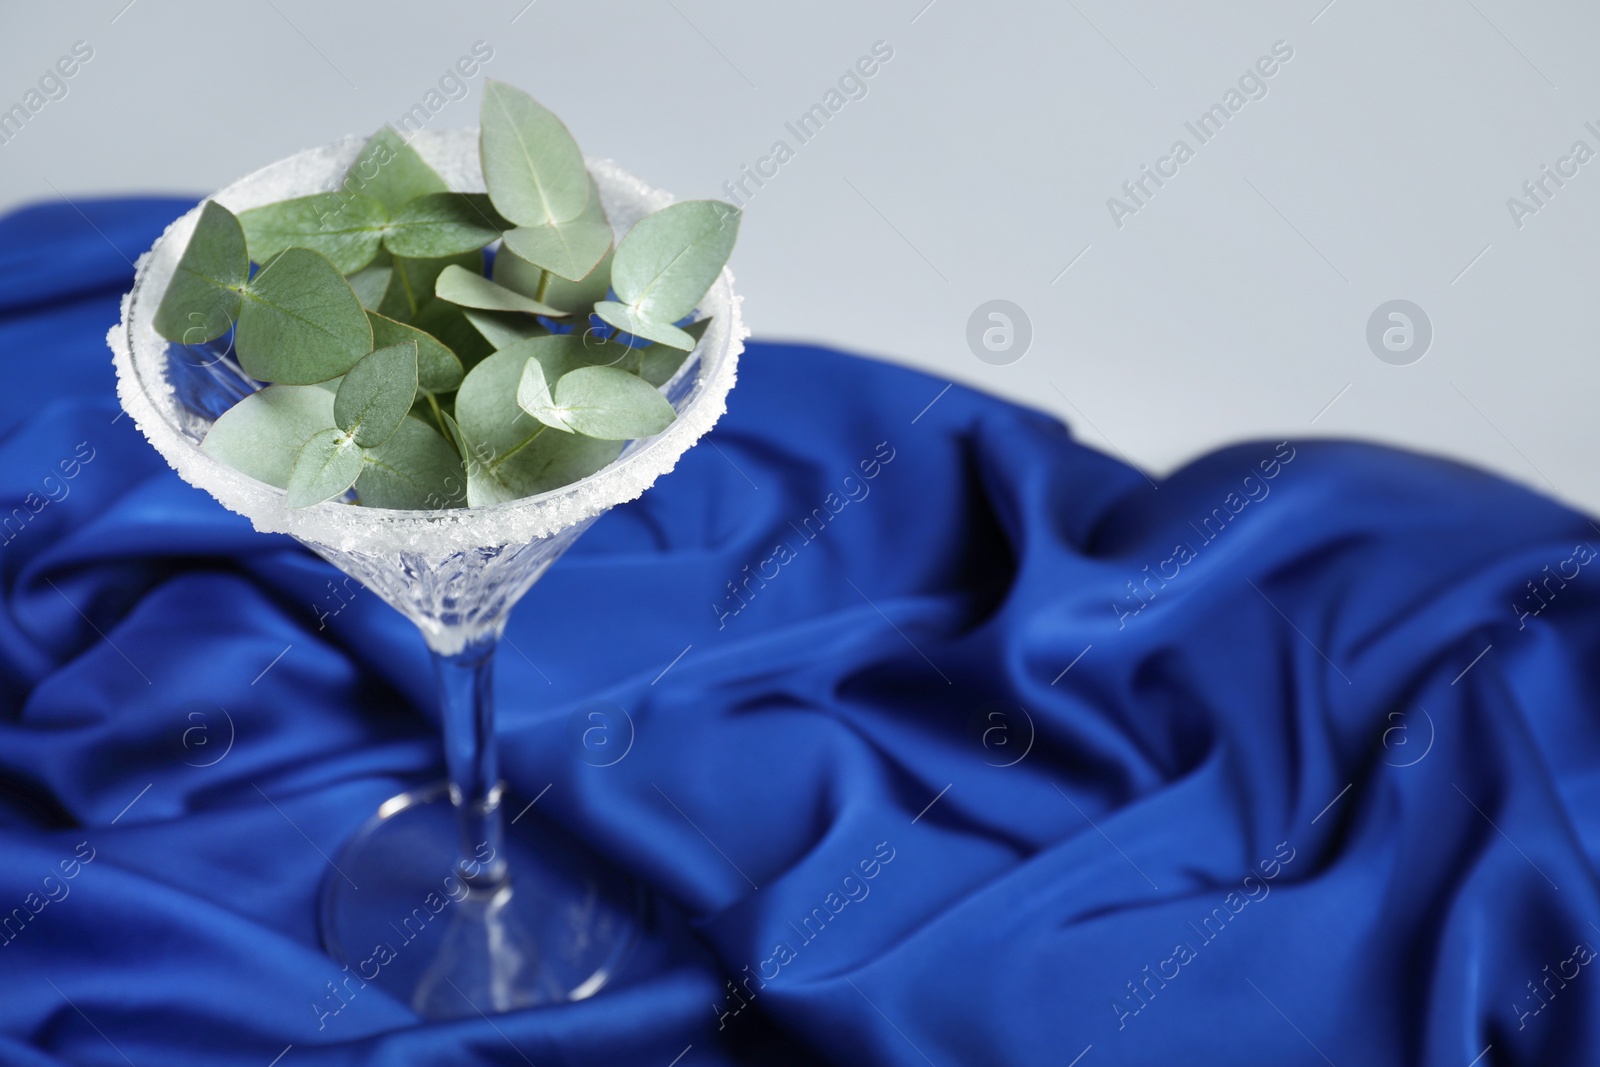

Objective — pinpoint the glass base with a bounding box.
[319,782,645,1020]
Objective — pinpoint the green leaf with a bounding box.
[567,327,641,375]
[611,199,739,323]
[479,80,590,228]
[680,314,714,347]
[463,308,549,351]
[239,192,388,274]
[236,248,374,384]
[438,408,470,460]
[384,193,507,259]
[367,311,464,392]
[496,245,614,316]
[287,427,364,508]
[593,301,695,350]
[154,201,249,344]
[412,298,495,370]
[488,243,543,298]
[435,264,564,316]
[455,342,622,505]
[510,339,646,423]
[379,251,482,321]
[348,259,394,311]
[556,247,617,315]
[511,331,636,380]
[499,177,612,281]
[639,317,710,386]
[200,384,335,488]
[515,355,566,431]
[356,415,467,509]
[544,365,676,440]
[335,341,418,447]
[344,126,449,214]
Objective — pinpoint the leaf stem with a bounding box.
[425,391,450,443]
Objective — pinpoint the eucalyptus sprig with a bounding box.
[154,81,740,510]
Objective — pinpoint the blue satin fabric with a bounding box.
[3,199,1600,1066]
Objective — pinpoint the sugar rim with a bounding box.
[108,129,745,559]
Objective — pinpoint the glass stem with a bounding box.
[434,635,508,891]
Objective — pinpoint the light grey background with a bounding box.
[3,0,1596,513]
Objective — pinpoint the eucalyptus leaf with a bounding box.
[563,325,641,374]
[439,408,471,462]
[186,93,739,514]
[435,264,565,316]
[463,308,549,351]
[380,251,483,321]
[494,245,614,315]
[593,301,695,351]
[503,331,636,381]
[515,356,567,431]
[239,192,388,274]
[488,244,544,299]
[348,260,394,311]
[235,248,373,384]
[680,315,714,347]
[408,393,440,431]
[638,346,685,389]
[335,341,418,447]
[154,201,248,344]
[544,365,675,440]
[508,335,645,423]
[384,193,508,258]
[200,384,335,488]
[550,247,611,315]
[367,311,463,392]
[287,427,364,508]
[499,178,612,282]
[639,317,710,386]
[479,80,590,228]
[455,344,621,506]
[610,199,739,323]
[356,415,467,509]
[411,298,494,369]
[345,126,449,213]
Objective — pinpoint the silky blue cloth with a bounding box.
[2,199,1599,1066]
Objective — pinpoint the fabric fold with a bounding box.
[1,199,1598,1065]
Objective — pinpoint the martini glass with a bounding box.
[108,130,745,1018]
